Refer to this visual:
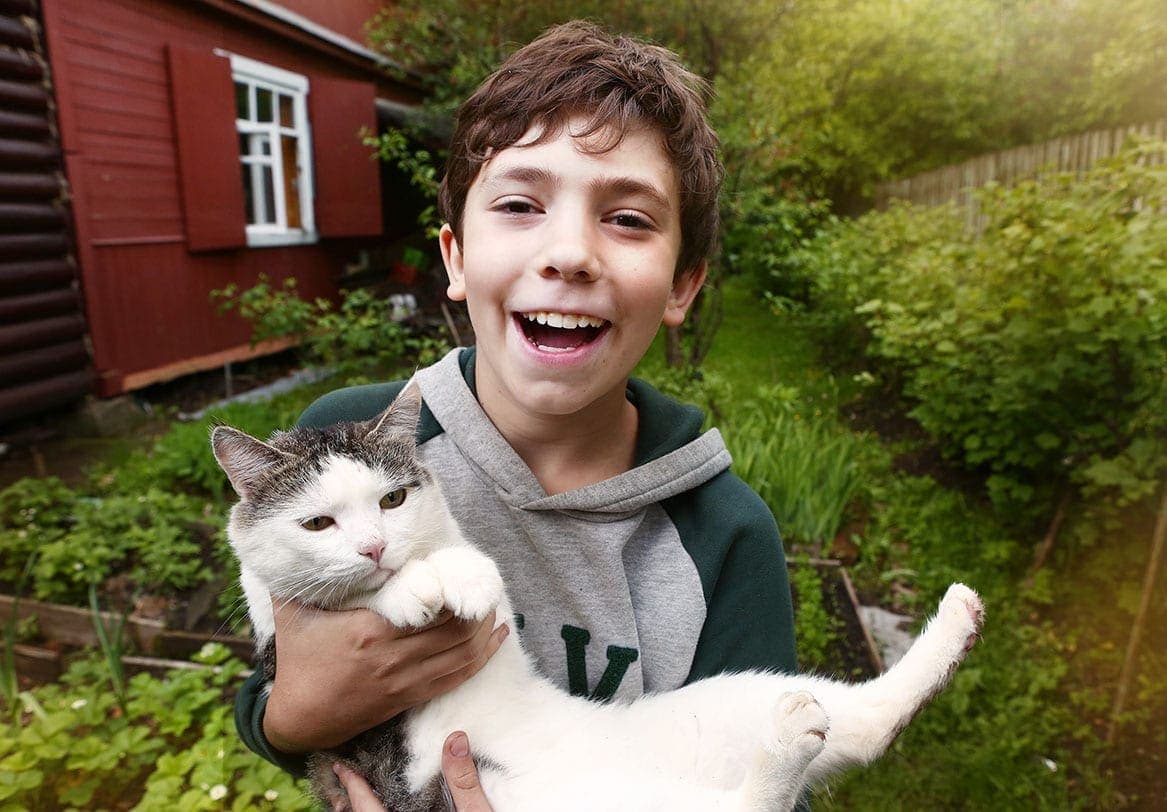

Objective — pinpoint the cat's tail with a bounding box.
[802,583,984,785]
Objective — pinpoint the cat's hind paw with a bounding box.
[373,559,444,628]
[430,547,504,622]
[768,691,829,765]
[937,583,984,653]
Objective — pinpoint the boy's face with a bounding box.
[439,119,705,423]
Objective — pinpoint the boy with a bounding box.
[235,20,798,808]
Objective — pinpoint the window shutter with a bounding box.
[308,78,382,238]
[166,44,247,251]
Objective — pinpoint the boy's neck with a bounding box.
[475,373,639,496]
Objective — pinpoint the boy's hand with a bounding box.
[441,731,495,811]
[262,599,507,753]
[329,732,495,812]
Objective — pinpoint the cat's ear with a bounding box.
[211,426,290,499]
[364,380,423,442]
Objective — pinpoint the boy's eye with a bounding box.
[610,212,651,230]
[300,516,334,531]
[497,200,536,215]
[380,489,407,509]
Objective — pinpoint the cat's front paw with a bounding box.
[429,546,504,622]
[374,559,444,628]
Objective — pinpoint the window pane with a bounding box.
[261,165,276,225]
[241,162,255,225]
[256,88,274,123]
[279,94,294,127]
[234,81,249,120]
[281,135,301,229]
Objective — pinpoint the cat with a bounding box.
[211,383,984,812]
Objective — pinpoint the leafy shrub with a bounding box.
[0,645,313,810]
[213,275,451,384]
[805,143,1167,519]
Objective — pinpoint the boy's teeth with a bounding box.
[524,311,605,329]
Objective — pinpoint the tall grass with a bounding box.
[725,402,863,546]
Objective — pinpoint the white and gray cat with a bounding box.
[211,384,984,812]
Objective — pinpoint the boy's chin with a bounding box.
[501,375,627,418]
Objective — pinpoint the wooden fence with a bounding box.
[874,119,1167,228]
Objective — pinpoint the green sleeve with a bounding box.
[234,669,309,776]
[665,472,808,809]
[664,470,798,681]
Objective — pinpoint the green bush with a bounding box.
[214,275,451,384]
[806,143,1167,519]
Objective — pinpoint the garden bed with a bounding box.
[2,592,254,688]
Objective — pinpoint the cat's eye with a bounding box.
[380,489,407,510]
[300,516,334,531]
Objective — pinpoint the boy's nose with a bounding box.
[540,212,600,282]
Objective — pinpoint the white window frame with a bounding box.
[229,54,317,247]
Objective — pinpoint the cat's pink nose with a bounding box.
[359,543,384,564]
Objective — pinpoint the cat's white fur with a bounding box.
[213,393,984,811]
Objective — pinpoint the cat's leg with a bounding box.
[427,545,504,622]
[736,691,828,812]
[370,558,445,628]
[802,583,983,785]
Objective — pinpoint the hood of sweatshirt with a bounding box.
[413,348,732,516]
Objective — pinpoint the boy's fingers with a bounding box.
[441,732,495,811]
[331,763,385,812]
[421,619,507,680]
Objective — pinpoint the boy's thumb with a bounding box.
[441,731,494,811]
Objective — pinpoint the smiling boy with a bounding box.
[235,21,798,808]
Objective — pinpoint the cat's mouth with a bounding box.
[367,567,395,587]
[515,311,610,353]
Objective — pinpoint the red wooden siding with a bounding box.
[310,77,382,237]
[38,0,423,396]
[167,44,247,251]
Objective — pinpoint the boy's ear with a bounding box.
[662,260,708,328]
[439,224,467,302]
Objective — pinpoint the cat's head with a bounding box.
[211,383,453,607]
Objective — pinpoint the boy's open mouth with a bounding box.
[516,311,610,352]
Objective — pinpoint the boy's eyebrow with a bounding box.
[480,165,559,192]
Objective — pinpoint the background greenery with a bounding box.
[3,0,1166,807]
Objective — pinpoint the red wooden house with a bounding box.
[0,0,426,425]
